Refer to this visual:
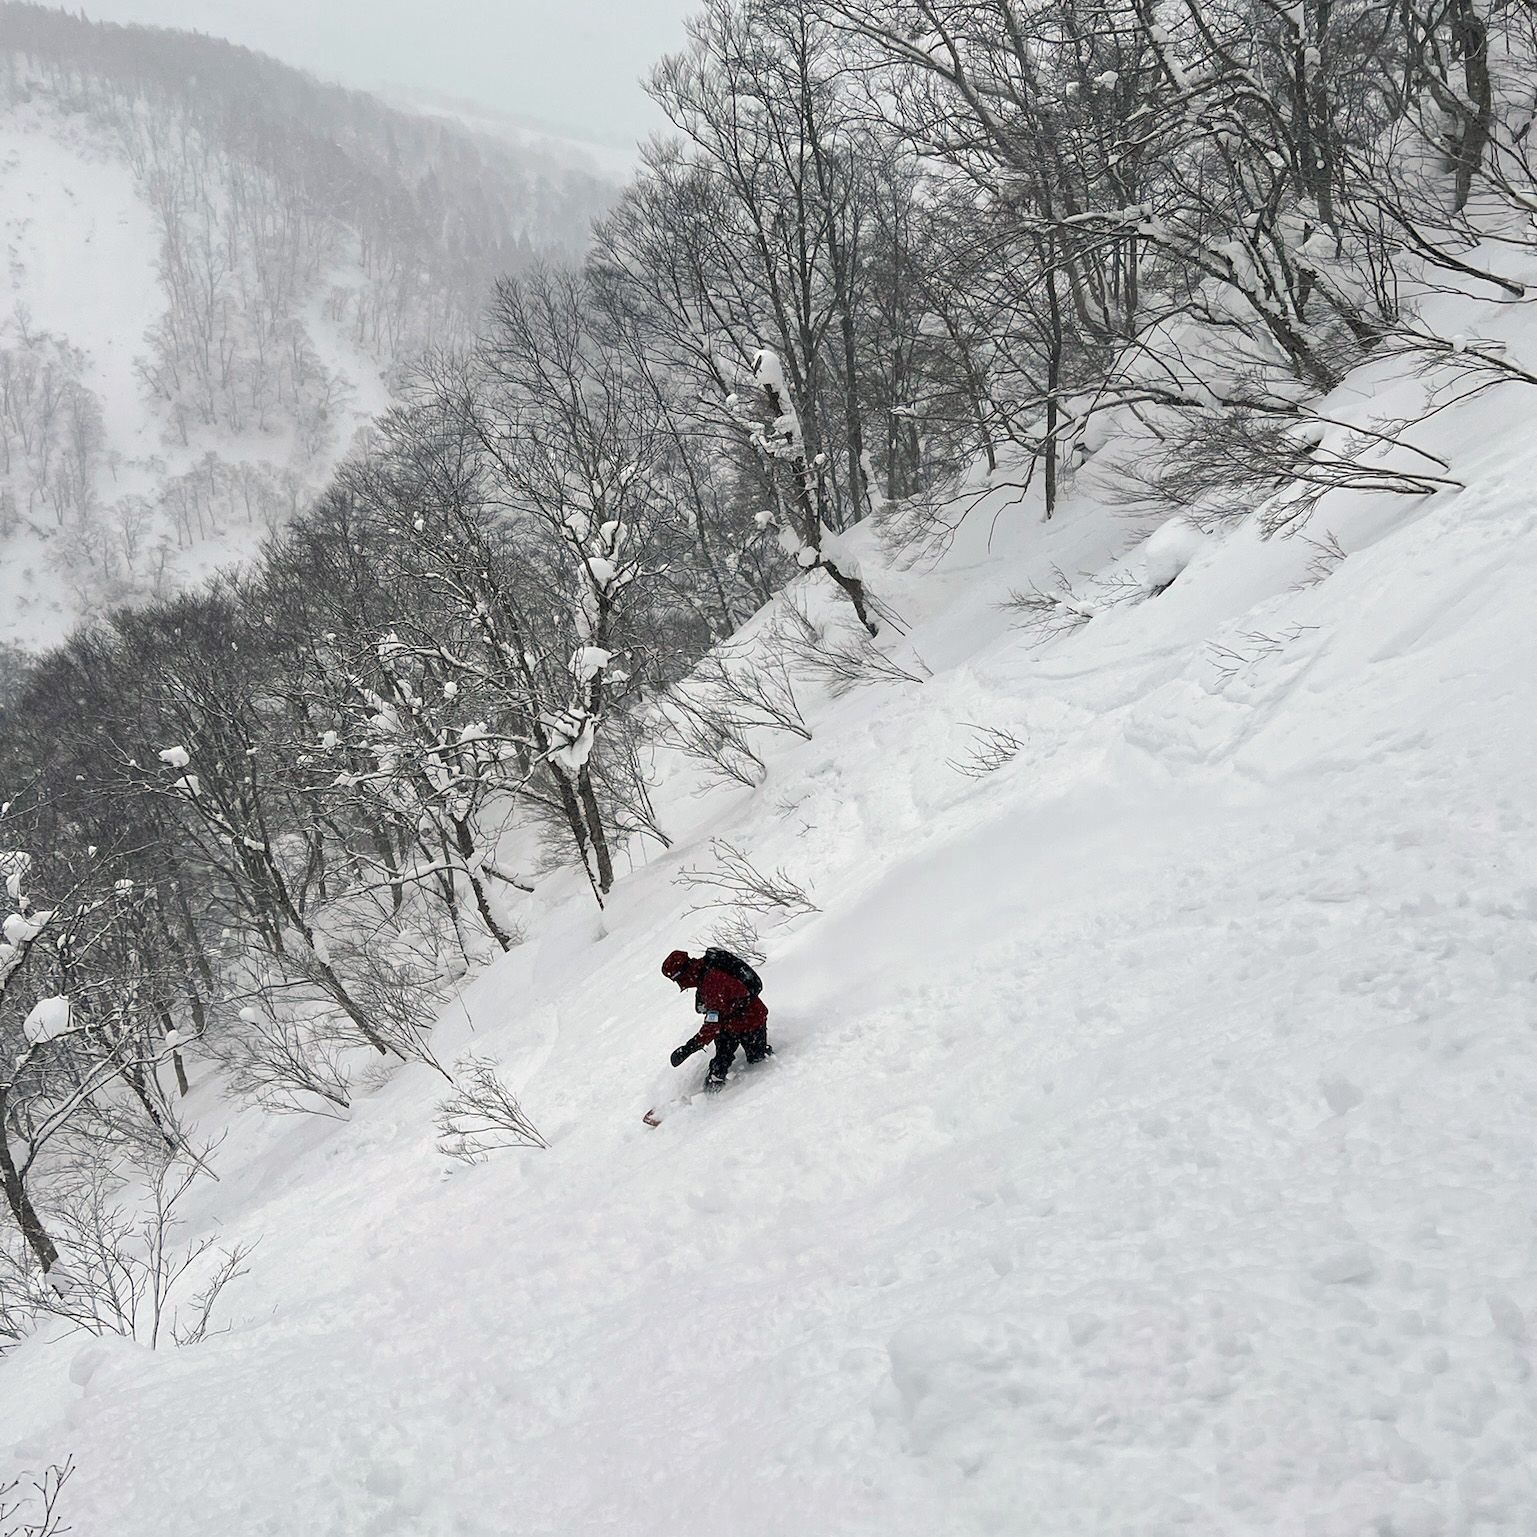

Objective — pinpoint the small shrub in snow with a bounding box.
[23,1154,255,1349]
[774,600,928,697]
[677,839,819,920]
[327,936,449,1072]
[1298,530,1348,587]
[1002,568,1097,645]
[435,1055,547,1163]
[659,687,768,791]
[0,1456,74,1537]
[947,723,1026,780]
[1110,408,1316,531]
[1255,425,1461,538]
[662,644,813,792]
[1206,625,1319,687]
[209,1000,354,1116]
[698,649,812,742]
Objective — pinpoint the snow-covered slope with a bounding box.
[1,310,1532,1532]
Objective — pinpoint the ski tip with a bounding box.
[642,1109,663,1127]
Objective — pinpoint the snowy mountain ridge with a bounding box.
[1,259,1531,1534]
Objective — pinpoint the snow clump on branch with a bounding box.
[543,710,596,774]
[23,994,73,1045]
[0,850,31,900]
[4,910,52,946]
[571,647,613,683]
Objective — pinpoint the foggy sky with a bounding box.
[76,0,698,155]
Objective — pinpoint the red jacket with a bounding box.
[676,958,768,1044]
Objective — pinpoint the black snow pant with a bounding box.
[706,1024,771,1083]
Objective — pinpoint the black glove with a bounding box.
[670,1037,703,1068]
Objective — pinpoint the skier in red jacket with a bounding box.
[662,948,772,1090]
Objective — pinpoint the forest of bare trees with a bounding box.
[0,0,1531,1341]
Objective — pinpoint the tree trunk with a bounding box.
[152,1001,192,1096]
[0,1115,60,1273]
[372,825,405,916]
[1044,261,1063,521]
[119,1059,179,1151]
[761,373,880,636]
[1450,0,1492,212]
[451,817,515,950]
[837,301,872,524]
[575,766,616,897]
[313,958,395,1057]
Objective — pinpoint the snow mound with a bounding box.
[1143,516,1207,593]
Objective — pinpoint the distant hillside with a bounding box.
[0,3,612,650]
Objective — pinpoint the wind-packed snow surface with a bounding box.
[2,332,1533,1533]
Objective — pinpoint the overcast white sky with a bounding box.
[78,0,698,154]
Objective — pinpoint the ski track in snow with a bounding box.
[1,335,1534,1534]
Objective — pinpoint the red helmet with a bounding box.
[661,949,692,981]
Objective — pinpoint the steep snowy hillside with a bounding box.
[0,93,387,653]
[1,302,1533,1532]
[0,5,610,653]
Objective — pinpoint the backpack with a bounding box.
[701,947,763,1000]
